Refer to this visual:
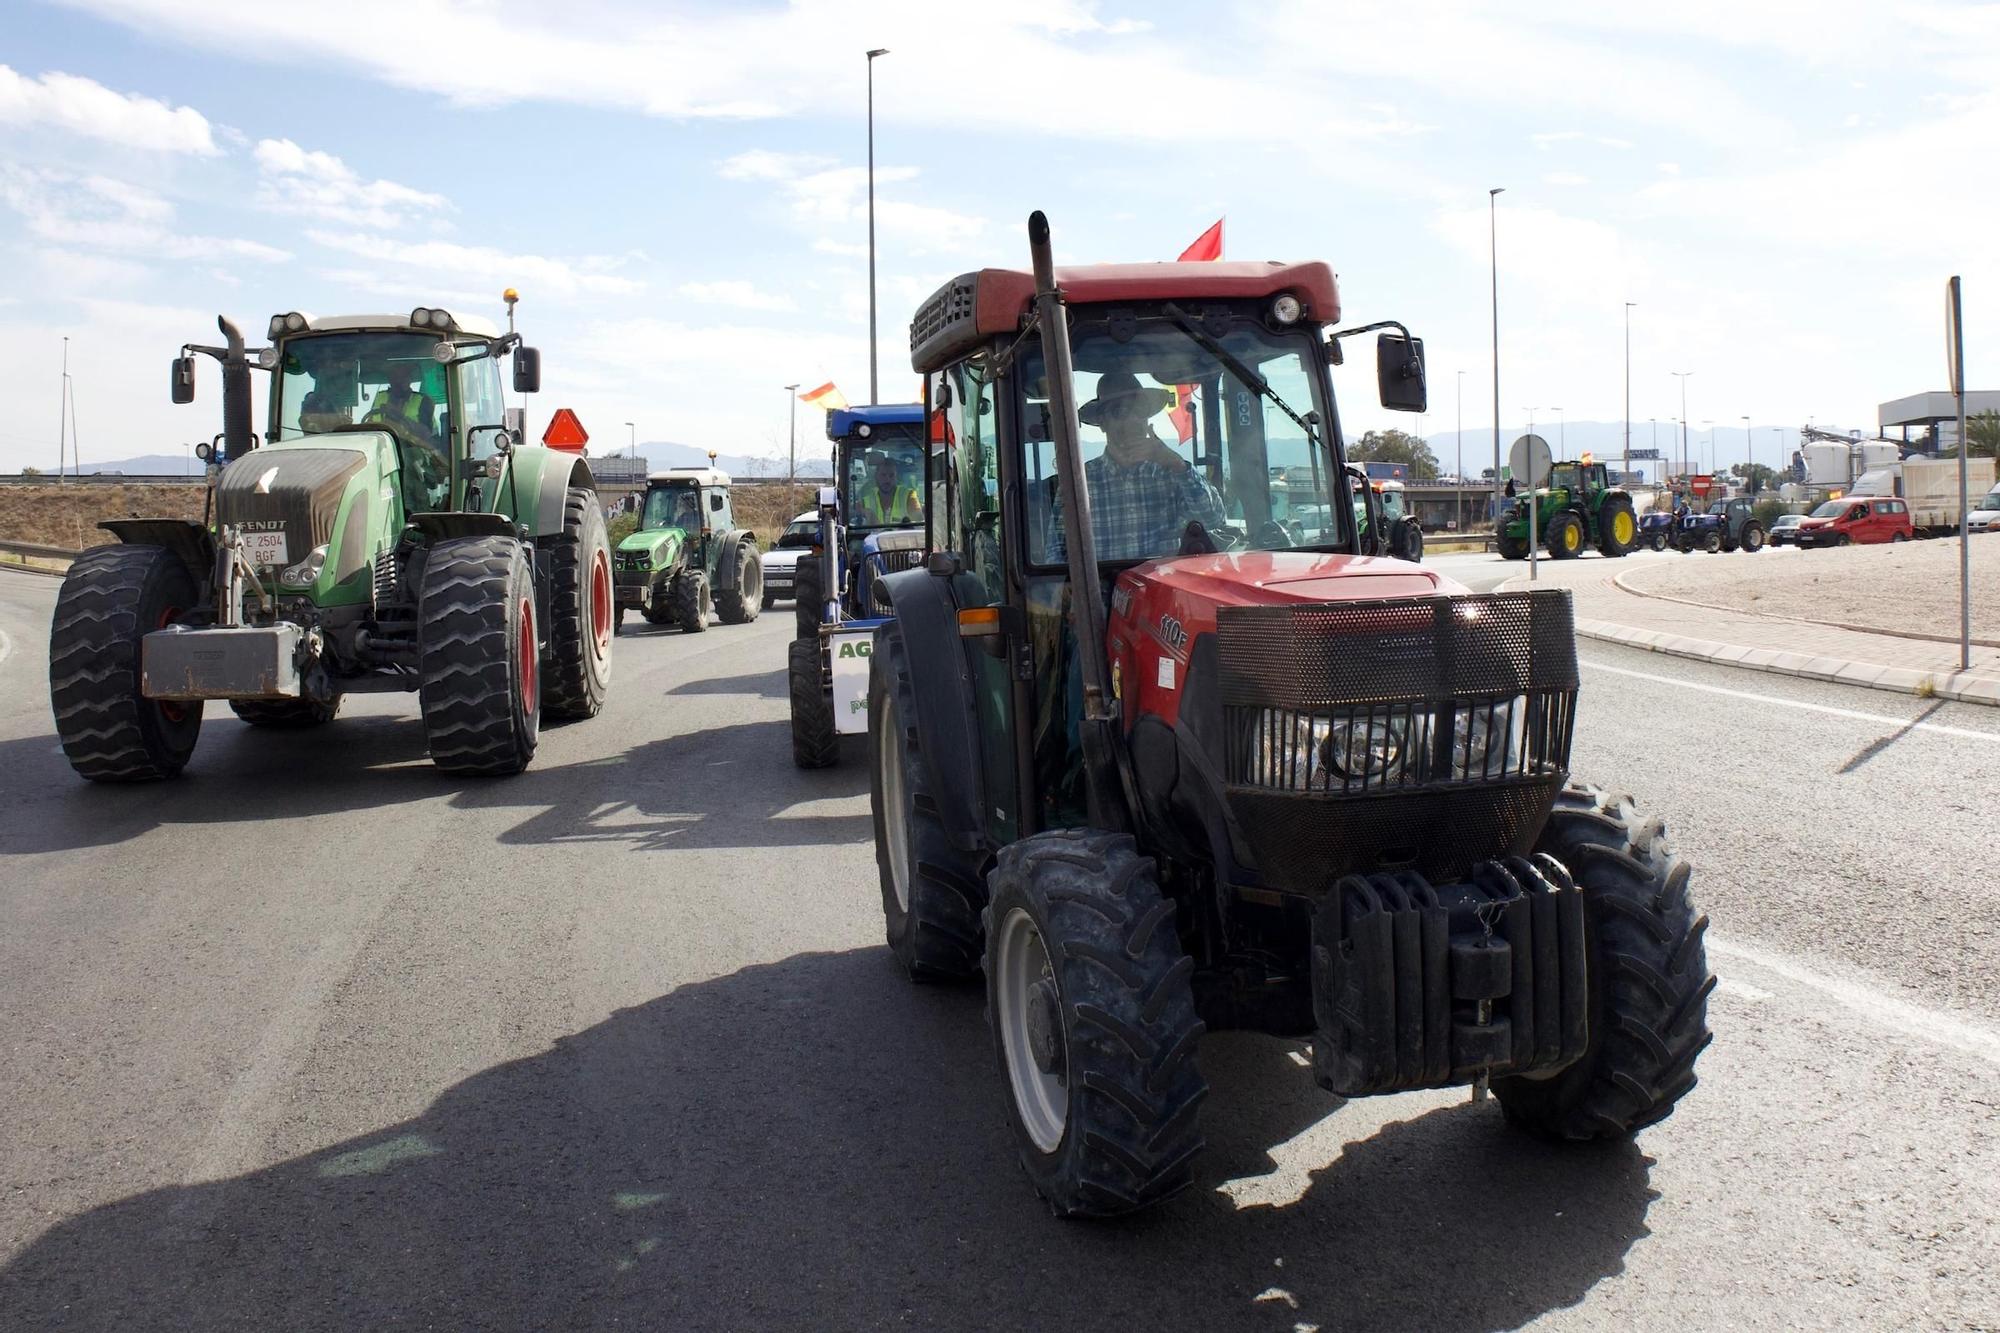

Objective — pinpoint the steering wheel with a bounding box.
[1253,519,1294,550]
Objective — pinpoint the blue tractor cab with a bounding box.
[787,402,929,767]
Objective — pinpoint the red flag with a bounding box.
[1177,217,1224,263]
[1170,218,1224,441]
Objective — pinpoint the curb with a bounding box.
[1573,617,2000,707]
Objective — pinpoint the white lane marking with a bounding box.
[1716,978,1773,1002]
[1579,658,2000,742]
[0,627,12,667]
[1709,934,2000,1068]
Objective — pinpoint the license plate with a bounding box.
[240,529,290,567]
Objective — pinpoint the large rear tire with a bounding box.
[230,697,339,727]
[715,540,761,624]
[1597,496,1638,557]
[418,537,540,776]
[869,622,985,981]
[541,488,614,719]
[49,544,204,781]
[1741,522,1766,553]
[1493,784,1714,1140]
[985,830,1208,1217]
[787,638,838,769]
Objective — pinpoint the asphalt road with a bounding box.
[1,562,1995,1331]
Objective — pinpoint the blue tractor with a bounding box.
[787,403,930,768]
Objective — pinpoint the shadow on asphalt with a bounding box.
[664,666,788,702]
[1837,700,1948,774]
[0,949,1655,1331]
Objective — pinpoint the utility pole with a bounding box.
[866,48,889,405]
[1552,406,1565,459]
[1624,302,1636,484]
[1672,371,1693,481]
[625,421,636,459]
[784,382,800,483]
[1489,187,1505,529]
[57,336,69,482]
[1456,368,1465,533]
[1741,414,1752,492]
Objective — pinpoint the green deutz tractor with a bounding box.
[47,295,614,781]
[1496,461,1637,560]
[612,465,762,633]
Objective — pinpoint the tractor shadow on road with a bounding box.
[0,714,444,856]
[663,665,789,702]
[456,719,871,852]
[0,948,1656,1331]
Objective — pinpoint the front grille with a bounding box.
[1215,591,1579,890]
[372,548,401,608]
[215,448,365,565]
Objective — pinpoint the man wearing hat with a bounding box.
[1050,370,1222,561]
[854,448,924,527]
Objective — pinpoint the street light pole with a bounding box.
[57,335,68,482]
[1741,414,1752,492]
[625,420,636,459]
[1456,368,1465,533]
[1552,406,1565,459]
[1671,371,1693,481]
[866,47,889,406]
[784,383,800,483]
[1624,302,1636,483]
[1489,187,1505,530]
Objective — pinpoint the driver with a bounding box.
[364,363,442,451]
[672,489,701,530]
[853,449,923,526]
[1049,370,1222,561]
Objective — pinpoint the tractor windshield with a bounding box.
[641,482,703,533]
[1545,464,1581,493]
[276,332,448,445]
[1022,319,1342,564]
[840,430,926,529]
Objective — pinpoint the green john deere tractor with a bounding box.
[1496,460,1637,560]
[47,295,613,782]
[612,466,761,634]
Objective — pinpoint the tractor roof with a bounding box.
[909,261,1340,373]
[826,403,924,441]
[284,311,502,339]
[647,466,730,487]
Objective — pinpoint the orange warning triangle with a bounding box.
[542,407,589,452]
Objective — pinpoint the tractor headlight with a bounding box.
[1270,293,1303,325]
[1254,714,1334,788]
[1323,715,1411,782]
[1450,696,1527,779]
[278,543,329,589]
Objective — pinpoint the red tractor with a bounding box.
[867,214,1713,1217]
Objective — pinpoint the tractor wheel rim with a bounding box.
[590,549,613,652]
[879,694,911,913]
[996,907,1067,1153]
[1564,525,1579,551]
[1614,512,1635,543]
[519,597,537,712]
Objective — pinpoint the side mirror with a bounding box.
[513,345,541,394]
[1376,334,1426,413]
[1326,338,1344,367]
[171,356,196,404]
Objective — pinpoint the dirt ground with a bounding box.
[0,483,207,550]
[1623,535,2000,641]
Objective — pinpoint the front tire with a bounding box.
[1545,511,1585,559]
[715,541,761,624]
[1702,530,1722,554]
[230,697,339,727]
[418,537,540,776]
[672,570,710,633]
[793,556,824,640]
[1495,529,1529,561]
[1741,522,1765,553]
[541,488,614,719]
[787,638,838,769]
[49,544,204,781]
[985,830,1208,1218]
[1493,784,1714,1140]
[1598,497,1638,557]
[870,622,984,981]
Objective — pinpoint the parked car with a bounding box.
[1766,512,1807,547]
[1968,487,2000,535]
[1794,496,1914,547]
[759,510,819,607]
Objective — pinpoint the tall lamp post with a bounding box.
[1623,302,1636,482]
[1671,371,1693,481]
[625,420,636,459]
[1552,406,1565,459]
[1489,187,1505,529]
[1741,414,1752,492]
[784,382,801,483]
[865,47,889,405]
[1455,368,1465,532]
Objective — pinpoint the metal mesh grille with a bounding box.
[372,549,400,607]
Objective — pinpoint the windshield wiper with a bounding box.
[1160,303,1320,445]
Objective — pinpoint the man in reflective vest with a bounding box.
[853,449,923,526]
[365,363,447,508]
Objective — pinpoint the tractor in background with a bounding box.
[1496,459,1638,560]
[787,404,929,768]
[613,465,762,633]
[1674,495,1766,554]
[48,294,613,781]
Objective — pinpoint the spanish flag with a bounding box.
[1170,218,1224,442]
[799,381,848,411]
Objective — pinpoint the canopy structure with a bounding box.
[1879,389,2000,441]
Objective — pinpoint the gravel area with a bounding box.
[1623,537,2000,640]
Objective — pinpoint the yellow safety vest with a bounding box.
[856,484,920,525]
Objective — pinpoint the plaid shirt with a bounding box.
[1047,453,1224,562]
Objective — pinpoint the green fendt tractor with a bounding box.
[612,465,761,634]
[47,294,613,782]
[1496,460,1637,560]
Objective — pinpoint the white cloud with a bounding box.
[253,138,450,229]
[0,165,290,264]
[303,229,642,298]
[676,280,796,313]
[0,65,219,154]
[1542,172,1589,187]
[718,151,984,256]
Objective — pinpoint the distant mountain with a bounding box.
[1424,419,1863,483]
[606,441,832,479]
[66,453,204,477]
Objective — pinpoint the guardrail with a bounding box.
[0,538,80,576]
[0,473,202,485]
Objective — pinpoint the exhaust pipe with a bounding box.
[218,316,254,464]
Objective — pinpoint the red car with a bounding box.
[1795,496,1913,547]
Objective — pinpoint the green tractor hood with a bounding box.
[618,526,686,566]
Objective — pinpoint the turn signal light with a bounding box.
[958,607,1002,637]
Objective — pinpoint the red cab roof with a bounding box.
[910,261,1339,373]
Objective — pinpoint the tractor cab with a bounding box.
[615,467,762,633]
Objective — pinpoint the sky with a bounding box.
[0,0,1994,479]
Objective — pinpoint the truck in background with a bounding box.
[1850,457,1997,536]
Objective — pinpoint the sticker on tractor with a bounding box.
[829,630,873,735]
[1157,656,1175,690]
